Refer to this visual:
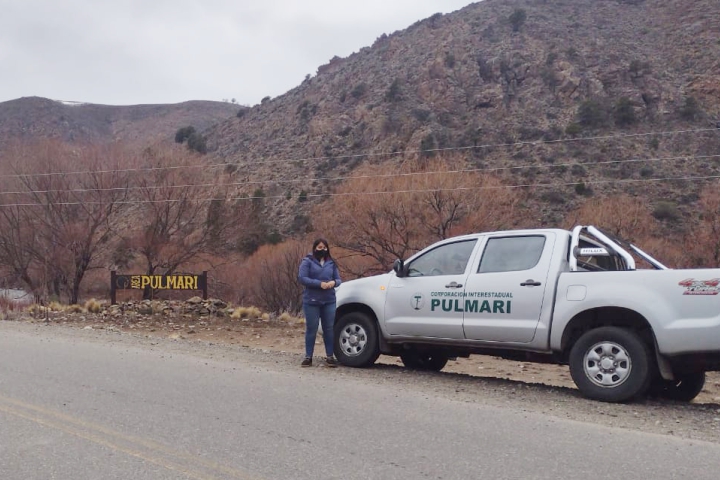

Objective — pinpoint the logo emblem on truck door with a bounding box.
[411,293,425,310]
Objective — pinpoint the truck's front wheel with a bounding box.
[569,327,652,403]
[335,312,380,367]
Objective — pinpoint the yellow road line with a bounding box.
[0,394,265,480]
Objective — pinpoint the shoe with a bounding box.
[325,356,339,368]
[301,357,312,367]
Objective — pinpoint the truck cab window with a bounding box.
[478,236,546,273]
[407,240,477,277]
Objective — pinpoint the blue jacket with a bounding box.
[298,254,342,305]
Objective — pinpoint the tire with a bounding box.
[334,312,380,367]
[569,327,652,403]
[400,350,449,371]
[650,372,706,402]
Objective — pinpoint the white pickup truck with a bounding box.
[333,226,720,402]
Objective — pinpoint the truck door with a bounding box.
[384,239,478,339]
[462,233,555,343]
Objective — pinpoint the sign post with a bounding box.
[110,271,208,304]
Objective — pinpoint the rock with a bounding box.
[187,296,203,304]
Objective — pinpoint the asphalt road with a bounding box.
[1,322,719,480]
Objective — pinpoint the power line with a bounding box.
[2,172,719,208]
[2,153,719,197]
[0,126,716,180]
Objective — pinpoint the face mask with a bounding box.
[314,249,328,260]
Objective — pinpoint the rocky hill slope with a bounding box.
[204,0,720,234]
[0,96,238,150]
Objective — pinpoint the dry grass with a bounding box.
[230,305,263,319]
[66,304,86,314]
[26,304,48,315]
[84,298,102,313]
[48,301,64,312]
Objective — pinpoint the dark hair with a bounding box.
[312,238,331,258]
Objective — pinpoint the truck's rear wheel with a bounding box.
[569,327,652,403]
[650,372,705,402]
[334,312,380,367]
[400,350,448,371]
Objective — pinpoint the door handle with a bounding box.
[445,282,463,288]
[521,279,541,287]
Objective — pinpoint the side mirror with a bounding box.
[393,259,405,277]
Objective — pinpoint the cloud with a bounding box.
[0,0,473,105]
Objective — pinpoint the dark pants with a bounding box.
[303,302,336,358]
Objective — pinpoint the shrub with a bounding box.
[577,99,608,128]
[679,96,701,121]
[26,304,48,316]
[640,166,654,178]
[653,201,680,221]
[66,304,86,314]
[649,137,659,150]
[444,52,456,69]
[509,8,527,32]
[85,298,102,313]
[278,312,296,323]
[629,59,651,76]
[574,182,592,196]
[186,132,207,154]
[231,306,261,319]
[565,123,582,136]
[412,108,432,123]
[351,83,368,99]
[385,79,402,102]
[236,109,247,118]
[614,97,637,126]
[298,190,308,202]
[420,134,437,158]
[49,301,64,312]
[174,126,196,143]
[571,164,587,176]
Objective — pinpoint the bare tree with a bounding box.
[8,141,131,303]
[241,240,306,313]
[116,146,248,298]
[313,156,523,276]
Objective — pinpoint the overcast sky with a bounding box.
[1,0,474,106]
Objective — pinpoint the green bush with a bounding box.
[577,99,608,128]
[652,201,680,221]
[444,52,456,69]
[614,97,637,126]
[420,134,437,158]
[679,96,701,121]
[509,8,527,32]
[186,132,207,154]
[385,79,402,102]
[571,164,587,176]
[174,126,196,143]
[298,190,308,202]
[351,83,368,99]
[565,123,582,136]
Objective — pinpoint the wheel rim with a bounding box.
[583,341,632,388]
[339,322,368,357]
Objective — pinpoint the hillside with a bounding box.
[204,0,720,234]
[0,96,238,150]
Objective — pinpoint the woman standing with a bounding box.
[297,238,342,367]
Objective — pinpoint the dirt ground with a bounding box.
[16,313,720,404]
